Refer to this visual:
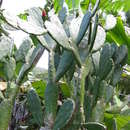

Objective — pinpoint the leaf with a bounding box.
[53,99,75,130]
[116,115,130,130]
[81,0,130,13]
[104,113,115,130]
[27,89,43,126]
[121,122,130,130]
[107,17,129,45]
[65,0,80,10]
[106,17,130,64]
[60,82,71,98]
[54,0,64,13]
[18,12,28,20]
[32,80,46,98]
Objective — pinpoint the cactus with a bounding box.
[53,99,75,130]
[45,17,71,51]
[4,57,16,81]
[44,82,58,127]
[113,45,128,65]
[45,82,58,125]
[76,11,92,45]
[83,122,107,130]
[44,50,59,128]
[55,51,73,82]
[15,38,33,62]
[0,1,129,129]
[89,14,99,52]
[27,89,43,126]
[98,44,114,80]
[0,99,13,130]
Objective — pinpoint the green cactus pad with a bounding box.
[55,51,73,82]
[76,11,91,45]
[83,122,107,130]
[98,44,114,80]
[44,82,58,123]
[53,99,75,130]
[27,89,43,126]
[0,99,13,130]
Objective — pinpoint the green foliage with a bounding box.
[104,113,130,130]
[32,80,46,98]
[106,17,130,64]
[60,82,71,98]
[81,0,130,13]
[54,0,64,13]
[65,0,80,10]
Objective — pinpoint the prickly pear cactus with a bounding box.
[4,57,16,81]
[27,89,43,126]
[53,99,75,130]
[98,44,114,80]
[0,99,13,130]
[44,82,58,127]
[83,122,107,130]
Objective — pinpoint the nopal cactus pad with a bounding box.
[53,99,75,130]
